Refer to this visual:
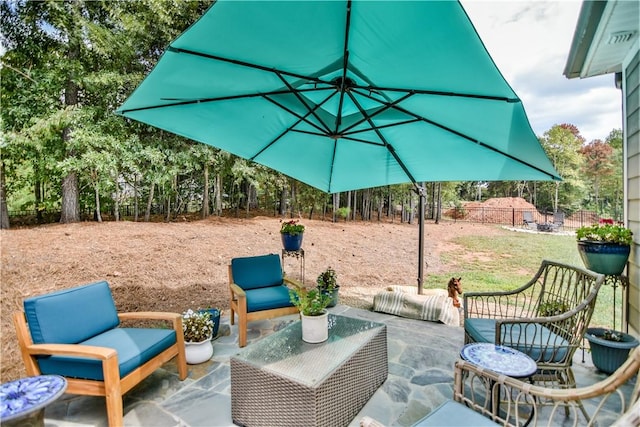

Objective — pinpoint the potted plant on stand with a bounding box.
[576,219,633,276]
[280,219,305,251]
[585,328,639,374]
[317,266,340,307]
[289,286,331,343]
[182,309,214,364]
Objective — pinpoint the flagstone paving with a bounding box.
[42,305,632,427]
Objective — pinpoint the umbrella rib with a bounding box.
[275,73,332,134]
[263,90,336,136]
[118,87,319,113]
[346,92,418,185]
[253,90,342,161]
[166,46,327,86]
[288,130,400,149]
[343,119,422,136]
[334,135,386,146]
[359,93,559,180]
[361,85,518,103]
[339,91,415,134]
[290,128,337,138]
[250,107,323,161]
[334,0,353,134]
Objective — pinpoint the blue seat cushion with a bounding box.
[24,281,119,344]
[231,254,284,291]
[465,318,569,363]
[246,286,294,312]
[37,328,177,380]
[413,400,497,426]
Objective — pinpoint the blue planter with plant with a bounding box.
[585,327,639,374]
[576,220,633,276]
[281,233,303,251]
[577,242,630,276]
[280,220,304,251]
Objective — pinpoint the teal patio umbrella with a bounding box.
[117,0,560,290]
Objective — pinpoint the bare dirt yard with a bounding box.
[1,215,509,382]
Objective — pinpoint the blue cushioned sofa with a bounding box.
[228,253,302,347]
[13,281,187,427]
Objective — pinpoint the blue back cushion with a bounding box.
[24,281,120,344]
[231,254,283,290]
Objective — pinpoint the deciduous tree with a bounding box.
[539,124,586,213]
[580,139,613,215]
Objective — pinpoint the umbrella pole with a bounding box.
[417,184,426,294]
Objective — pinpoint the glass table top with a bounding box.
[233,314,385,387]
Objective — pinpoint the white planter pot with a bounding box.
[185,337,213,364]
[301,311,329,343]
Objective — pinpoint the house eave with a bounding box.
[563,1,608,79]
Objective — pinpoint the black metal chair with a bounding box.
[523,211,536,229]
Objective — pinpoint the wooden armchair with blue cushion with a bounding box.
[463,260,604,391]
[12,280,187,427]
[228,253,302,347]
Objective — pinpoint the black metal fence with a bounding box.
[442,206,603,230]
[8,206,605,230]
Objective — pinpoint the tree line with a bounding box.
[0,1,624,229]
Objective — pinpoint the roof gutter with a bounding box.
[563,1,608,79]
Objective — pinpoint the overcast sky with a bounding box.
[461,0,622,143]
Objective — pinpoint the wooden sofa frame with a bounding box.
[13,310,187,427]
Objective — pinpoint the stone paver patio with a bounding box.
[42,305,631,427]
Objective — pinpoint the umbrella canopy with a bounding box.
[116,0,560,288]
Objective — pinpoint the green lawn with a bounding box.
[424,228,621,329]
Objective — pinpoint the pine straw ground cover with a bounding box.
[1,215,506,382]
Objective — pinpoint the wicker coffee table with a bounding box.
[230,314,388,427]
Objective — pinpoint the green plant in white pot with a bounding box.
[182,309,214,364]
[289,287,331,343]
[576,220,633,276]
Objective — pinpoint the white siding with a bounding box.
[624,47,639,335]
